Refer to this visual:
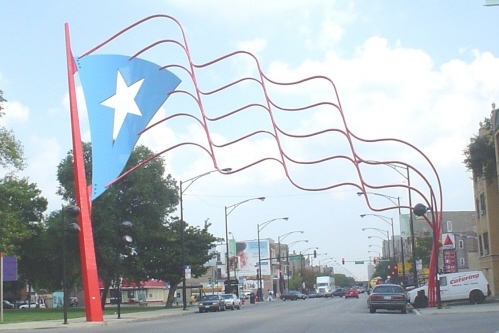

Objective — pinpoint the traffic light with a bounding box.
[209,276,213,284]
[342,257,345,265]
[373,257,377,264]
[314,250,317,258]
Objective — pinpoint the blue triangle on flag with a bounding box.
[76,55,181,200]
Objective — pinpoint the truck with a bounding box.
[316,276,335,298]
[407,271,491,306]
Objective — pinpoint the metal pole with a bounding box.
[257,225,262,301]
[391,218,396,266]
[62,206,68,325]
[180,181,187,310]
[225,206,231,294]
[407,167,417,286]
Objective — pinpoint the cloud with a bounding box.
[2,100,29,125]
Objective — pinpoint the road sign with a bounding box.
[184,265,191,279]
[289,255,301,261]
[354,261,364,264]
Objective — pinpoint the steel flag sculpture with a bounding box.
[65,14,443,321]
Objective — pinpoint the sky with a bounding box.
[1,1,499,281]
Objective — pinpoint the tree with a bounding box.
[463,117,497,183]
[0,90,25,171]
[137,218,220,308]
[414,236,433,269]
[0,175,47,254]
[56,143,179,309]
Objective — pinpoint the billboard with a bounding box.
[230,240,270,277]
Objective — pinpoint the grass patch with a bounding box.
[0,305,174,324]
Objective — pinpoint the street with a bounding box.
[2,294,499,333]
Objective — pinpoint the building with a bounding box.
[472,106,499,296]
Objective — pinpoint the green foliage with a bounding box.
[53,143,219,309]
[0,89,26,171]
[414,237,433,268]
[0,175,47,254]
[463,117,497,183]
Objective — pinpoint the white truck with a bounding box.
[407,271,491,306]
[316,276,335,298]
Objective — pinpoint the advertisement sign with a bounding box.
[442,233,456,250]
[230,240,270,277]
[443,250,457,273]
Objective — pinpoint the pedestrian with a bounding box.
[267,289,273,302]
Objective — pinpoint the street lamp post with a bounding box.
[180,168,231,310]
[116,221,133,319]
[360,214,396,265]
[61,205,81,325]
[299,247,318,287]
[277,231,304,294]
[363,227,390,261]
[225,197,265,295]
[257,217,289,301]
[286,240,308,290]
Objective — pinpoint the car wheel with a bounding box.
[294,297,298,301]
[369,306,376,313]
[199,309,203,313]
[401,307,407,314]
[469,290,485,304]
[231,304,234,310]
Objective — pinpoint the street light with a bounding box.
[257,217,289,301]
[299,247,318,282]
[277,231,304,294]
[116,221,133,319]
[312,253,327,271]
[225,197,265,295]
[179,168,231,310]
[359,178,415,286]
[61,205,81,325]
[286,240,308,289]
[360,214,396,265]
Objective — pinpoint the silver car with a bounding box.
[221,294,241,310]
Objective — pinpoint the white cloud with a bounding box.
[2,100,29,125]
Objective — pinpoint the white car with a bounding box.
[19,302,46,309]
[221,294,241,310]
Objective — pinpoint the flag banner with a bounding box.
[77,55,181,199]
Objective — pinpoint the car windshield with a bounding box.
[373,286,403,294]
[202,295,219,301]
[221,295,234,299]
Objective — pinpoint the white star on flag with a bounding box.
[101,70,145,140]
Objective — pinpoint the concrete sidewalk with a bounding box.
[411,297,499,315]
[0,306,197,331]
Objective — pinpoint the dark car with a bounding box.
[280,290,307,301]
[367,284,407,314]
[331,288,345,297]
[198,295,226,313]
[308,291,319,299]
[2,300,14,309]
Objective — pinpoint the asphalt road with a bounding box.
[3,294,499,333]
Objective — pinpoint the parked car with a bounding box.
[280,290,307,301]
[198,295,226,313]
[367,284,407,314]
[2,300,14,309]
[19,302,46,309]
[331,288,345,297]
[308,291,319,298]
[345,287,359,299]
[70,297,79,307]
[221,294,241,310]
[407,271,491,306]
